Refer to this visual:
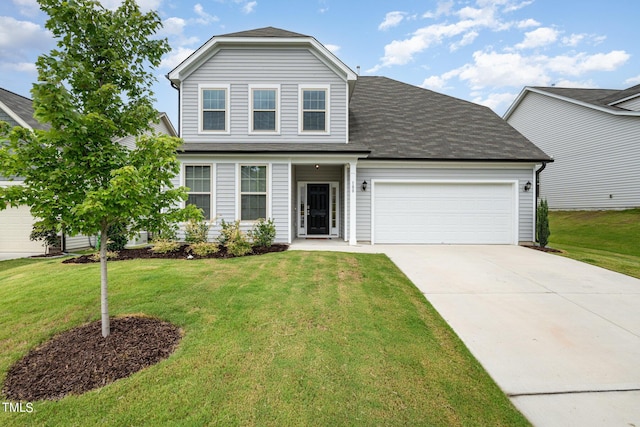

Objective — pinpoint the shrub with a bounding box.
[536,198,551,247]
[188,242,220,257]
[90,251,119,262]
[249,218,276,247]
[151,239,181,254]
[184,218,212,244]
[107,223,128,251]
[30,225,61,254]
[218,219,252,257]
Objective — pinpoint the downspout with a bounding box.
[534,161,548,202]
[533,161,548,245]
[169,78,180,136]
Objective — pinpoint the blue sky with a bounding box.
[2,0,639,128]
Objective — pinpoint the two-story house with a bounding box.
[167,27,551,245]
[505,84,640,210]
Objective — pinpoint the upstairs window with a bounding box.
[185,165,212,220]
[201,86,228,132]
[300,86,329,133]
[251,87,278,132]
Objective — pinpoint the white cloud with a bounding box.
[472,91,519,111]
[243,1,257,14]
[624,75,640,86]
[378,11,406,31]
[324,44,341,54]
[514,27,558,49]
[0,16,52,51]
[194,4,219,25]
[161,17,187,36]
[562,33,585,47]
[450,30,478,51]
[99,0,162,11]
[160,46,195,70]
[12,0,41,17]
[0,61,37,74]
[517,18,539,28]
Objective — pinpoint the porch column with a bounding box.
[349,161,357,245]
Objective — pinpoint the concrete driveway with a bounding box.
[380,245,640,427]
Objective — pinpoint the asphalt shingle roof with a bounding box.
[350,76,551,161]
[218,27,309,38]
[0,88,48,130]
[532,84,640,112]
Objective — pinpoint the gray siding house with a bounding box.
[0,87,177,253]
[504,85,640,210]
[168,27,551,245]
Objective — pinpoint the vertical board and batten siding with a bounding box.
[355,166,535,242]
[181,48,347,143]
[507,91,640,209]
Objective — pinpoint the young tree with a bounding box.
[0,0,193,337]
[536,198,551,248]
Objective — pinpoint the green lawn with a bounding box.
[549,209,640,279]
[0,252,528,426]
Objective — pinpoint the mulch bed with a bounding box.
[523,244,563,253]
[3,316,182,401]
[62,243,289,264]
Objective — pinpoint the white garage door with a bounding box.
[0,205,44,253]
[373,182,516,244]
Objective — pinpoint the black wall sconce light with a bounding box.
[524,181,532,192]
[361,180,368,191]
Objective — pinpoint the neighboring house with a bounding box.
[167,27,551,245]
[504,84,640,210]
[0,87,177,253]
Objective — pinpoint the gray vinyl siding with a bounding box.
[215,163,236,222]
[615,97,640,111]
[355,165,535,243]
[0,110,20,128]
[181,48,348,143]
[271,163,290,243]
[507,91,640,209]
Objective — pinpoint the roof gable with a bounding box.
[167,27,356,87]
[0,88,48,130]
[348,77,551,161]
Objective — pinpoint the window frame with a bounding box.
[183,163,214,220]
[237,164,270,222]
[298,85,330,134]
[249,84,280,134]
[198,84,230,134]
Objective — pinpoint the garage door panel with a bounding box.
[373,182,515,244]
[0,205,44,252]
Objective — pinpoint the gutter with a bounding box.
[168,77,180,137]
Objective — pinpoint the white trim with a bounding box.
[198,84,230,134]
[370,179,519,245]
[298,84,331,135]
[343,165,349,242]
[0,100,32,129]
[182,163,216,220]
[504,86,640,120]
[349,162,357,245]
[248,84,281,135]
[287,161,292,244]
[296,181,340,238]
[236,163,270,223]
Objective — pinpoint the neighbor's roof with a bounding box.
[349,76,552,161]
[0,88,49,130]
[504,84,640,119]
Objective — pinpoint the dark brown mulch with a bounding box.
[523,244,563,253]
[3,317,182,401]
[62,243,289,264]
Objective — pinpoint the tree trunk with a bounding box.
[100,227,110,337]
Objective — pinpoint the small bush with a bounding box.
[188,242,220,257]
[218,219,252,257]
[184,218,212,244]
[30,225,61,254]
[107,223,128,251]
[536,198,551,247]
[249,218,276,247]
[90,251,119,262]
[151,239,181,254]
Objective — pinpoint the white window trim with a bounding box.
[198,84,230,134]
[298,84,330,135]
[183,163,215,220]
[249,84,280,135]
[236,164,270,223]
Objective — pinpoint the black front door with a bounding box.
[307,184,330,235]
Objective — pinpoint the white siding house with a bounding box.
[167,27,551,245]
[505,85,640,210]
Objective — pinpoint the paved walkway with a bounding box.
[290,241,640,426]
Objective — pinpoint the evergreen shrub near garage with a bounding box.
[537,198,550,247]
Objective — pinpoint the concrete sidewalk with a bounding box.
[381,245,640,427]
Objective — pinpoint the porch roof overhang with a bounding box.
[177,142,371,157]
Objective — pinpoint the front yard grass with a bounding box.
[549,209,640,279]
[0,252,528,426]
